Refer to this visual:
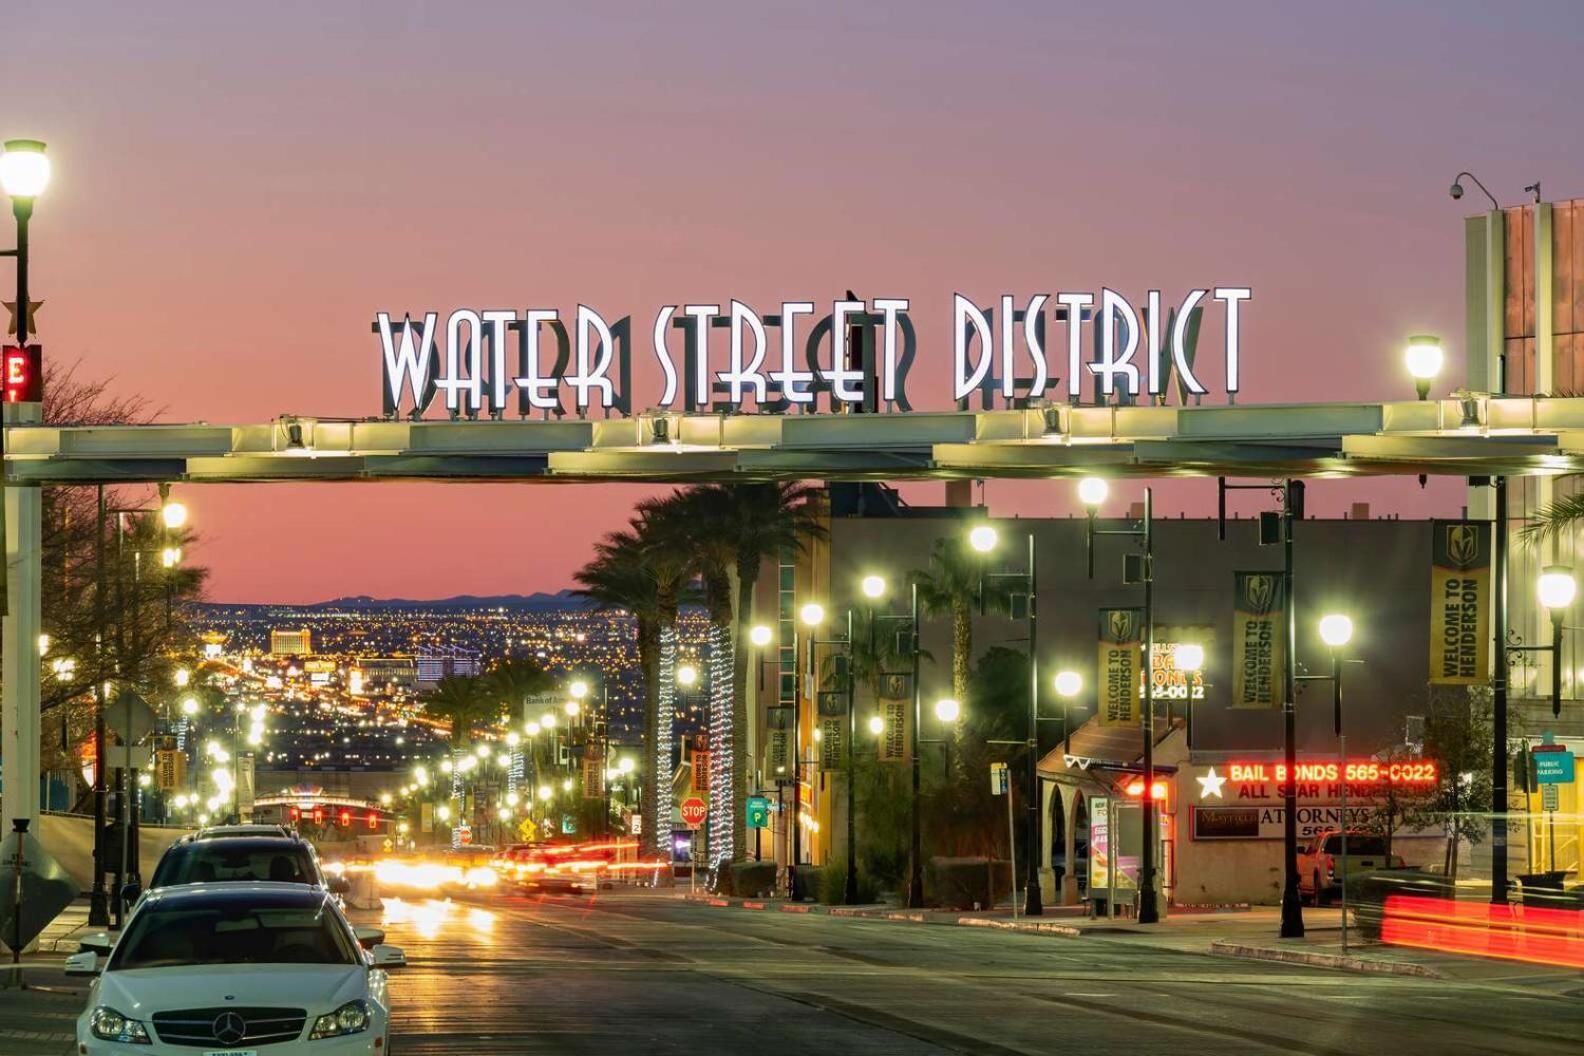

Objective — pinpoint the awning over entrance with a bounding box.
[1037,717,1183,784]
[8,396,1584,484]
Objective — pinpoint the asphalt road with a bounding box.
[376,890,1584,1056]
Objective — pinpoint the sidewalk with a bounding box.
[678,893,1584,994]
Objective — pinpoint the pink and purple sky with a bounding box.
[7,1,1584,601]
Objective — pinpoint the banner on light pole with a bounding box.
[1428,520,1490,685]
[1097,608,1144,726]
[1231,572,1284,709]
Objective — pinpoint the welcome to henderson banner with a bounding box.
[1429,520,1490,685]
[1097,608,1144,726]
[1231,572,1284,709]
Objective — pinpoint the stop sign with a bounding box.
[680,796,708,828]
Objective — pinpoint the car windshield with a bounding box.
[151,841,318,887]
[110,898,358,969]
[1324,835,1389,855]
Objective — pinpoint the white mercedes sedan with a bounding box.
[67,882,404,1054]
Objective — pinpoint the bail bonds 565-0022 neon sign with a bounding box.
[373,289,1251,419]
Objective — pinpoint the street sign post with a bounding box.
[680,795,707,829]
[1,820,75,978]
[989,763,1016,919]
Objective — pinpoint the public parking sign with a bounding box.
[745,796,770,829]
[680,795,708,829]
[1532,745,1575,785]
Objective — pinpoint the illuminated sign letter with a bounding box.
[572,305,616,410]
[1023,294,1049,399]
[440,309,484,414]
[723,300,768,404]
[873,298,909,402]
[376,312,438,418]
[771,301,815,405]
[1089,288,1140,397]
[827,299,866,404]
[1215,287,1251,394]
[652,305,680,407]
[1171,290,1209,396]
[954,294,993,401]
[682,304,719,407]
[481,309,516,413]
[515,308,560,411]
[1056,292,1093,404]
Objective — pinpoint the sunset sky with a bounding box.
[7,1,1584,601]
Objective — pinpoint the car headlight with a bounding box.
[309,999,371,1040]
[90,1006,152,1044]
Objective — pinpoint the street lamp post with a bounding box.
[792,602,824,901]
[1081,478,1165,924]
[968,523,1042,916]
[1514,567,1576,718]
[1300,613,1354,946]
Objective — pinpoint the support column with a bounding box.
[2,402,43,829]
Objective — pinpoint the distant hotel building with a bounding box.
[357,656,418,693]
[417,649,482,687]
[270,628,312,656]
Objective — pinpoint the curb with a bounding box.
[958,916,1082,937]
[1208,940,1443,978]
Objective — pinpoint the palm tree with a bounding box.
[1522,495,1584,545]
[913,535,1007,704]
[484,656,556,723]
[422,675,497,751]
[572,515,693,855]
[650,483,826,870]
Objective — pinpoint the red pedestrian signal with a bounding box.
[338,809,352,828]
[311,806,325,826]
[365,811,378,830]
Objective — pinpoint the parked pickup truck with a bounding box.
[1297,830,1405,904]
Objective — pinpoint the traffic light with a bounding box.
[338,809,352,828]
[365,811,378,830]
[311,806,325,826]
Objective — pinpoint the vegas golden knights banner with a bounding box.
[1098,608,1144,726]
[878,698,908,762]
[766,707,792,775]
[1232,571,1284,709]
[1429,520,1490,685]
[817,691,846,771]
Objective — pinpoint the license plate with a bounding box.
[203,1050,258,1056]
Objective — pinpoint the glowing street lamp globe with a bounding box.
[564,700,580,717]
[0,141,50,199]
[161,500,188,530]
[749,624,773,647]
[1538,566,1577,611]
[569,679,590,700]
[540,712,557,729]
[1077,477,1109,508]
[860,574,886,599]
[934,697,961,723]
[1318,613,1354,648]
[868,714,885,735]
[968,525,998,553]
[180,696,199,716]
[1172,643,1205,673]
[676,664,699,688]
[618,756,636,774]
[1404,334,1443,399]
[799,602,825,627]
[536,785,552,802]
[526,722,540,737]
[1053,670,1083,698]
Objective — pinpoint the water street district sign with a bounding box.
[745,796,770,829]
[0,828,76,952]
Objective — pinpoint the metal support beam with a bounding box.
[2,404,42,831]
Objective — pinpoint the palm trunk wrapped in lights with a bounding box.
[707,622,734,869]
[655,625,678,848]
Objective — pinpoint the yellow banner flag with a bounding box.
[1231,571,1284,709]
[1097,608,1144,726]
[1429,520,1490,684]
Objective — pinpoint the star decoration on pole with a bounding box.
[4,299,43,336]
[1197,766,1227,799]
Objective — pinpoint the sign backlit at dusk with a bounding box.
[374,289,1252,419]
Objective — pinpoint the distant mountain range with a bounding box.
[199,590,593,612]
